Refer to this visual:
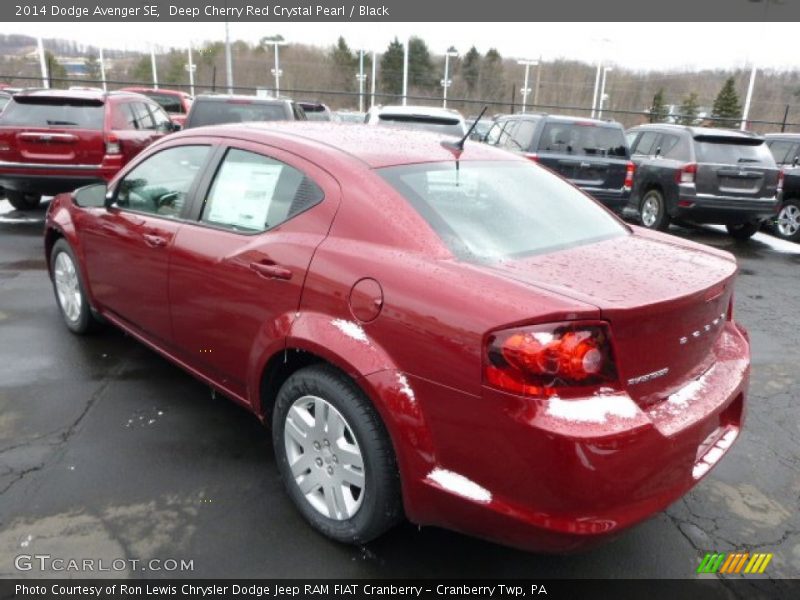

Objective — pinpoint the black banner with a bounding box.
[3,0,800,22]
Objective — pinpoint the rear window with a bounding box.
[694,137,774,165]
[379,161,627,260]
[187,100,288,127]
[0,97,104,129]
[377,115,465,137]
[301,105,330,121]
[538,122,628,157]
[144,92,185,114]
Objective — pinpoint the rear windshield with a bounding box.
[301,106,331,121]
[537,122,628,157]
[187,100,288,127]
[377,115,465,137]
[379,161,627,260]
[143,92,185,114]
[0,97,104,129]
[694,137,775,165]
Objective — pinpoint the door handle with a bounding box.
[143,233,167,248]
[249,261,293,281]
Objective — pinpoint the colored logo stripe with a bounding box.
[697,552,773,574]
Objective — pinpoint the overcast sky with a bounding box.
[2,21,794,71]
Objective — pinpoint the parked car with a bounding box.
[0,89,177,210]
[626,124,781,239]
[335,110,365,123]
[298,101,333,121]
[45,123,749,553]
[120,87,193,127]
[366,105,466,136]
[485,114,633,213]
[183,94,306,129]
[765,133,800,242]
[465,115,493,141]
[0,91,11,113]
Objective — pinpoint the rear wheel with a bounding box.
[639,189,670,232]
[775,200,800,243]
[726,222,760,241]
[50,239,98,334]
[272,364,402,544]
[6,191,42,211]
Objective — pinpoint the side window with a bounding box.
[148,103,172,131]
[632,132,660,156]
[116,145,210,217]
[499,121,521,150]
[513,120,538,152]
[129,102,155,130]
[201,148,324,233]
[111,102,137,130]
[767,140,796,165]
[659,134,681,158]
[625,131,639,150]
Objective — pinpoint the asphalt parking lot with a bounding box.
[0,197,798,586]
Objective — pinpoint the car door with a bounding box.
[629,130,664,200]
[81,143,214,342]
[112,101,161,164]
[168,142,341,402]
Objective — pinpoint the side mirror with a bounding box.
[792,155,799,168]
[72,183,108,208]
[654,146,661,158]
[169,121,182,132]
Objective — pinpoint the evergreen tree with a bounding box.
[480,48,504,102]
[131,55,152,84]
[162,51,186,85]
[84,53,101,82]
[461,46,481,95]
[407,36,435,89]
[711,77,741,128]
[380,37,404,96]
[44,51,67,88]
[649,88,667,123]
[677,92,700,125]
[330,37,357,92]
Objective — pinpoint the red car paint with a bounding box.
[45,123,750,552]
[0,89,171,198]
[120,87,193,127]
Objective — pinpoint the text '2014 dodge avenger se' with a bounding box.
[44,123,750,552]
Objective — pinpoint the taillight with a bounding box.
[727,294,734,322]
[624,161,635,190]
[676,163,697,184]
[105,134,120,155]
[525,153,540,163]
[777,169,784,193]
[484,321,620,398]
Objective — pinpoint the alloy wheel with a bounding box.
[641,194,660,228]
[283,394,366,520]
[777,204,800,238]
[53,252,82,323]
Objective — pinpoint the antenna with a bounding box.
[441,105,488,158]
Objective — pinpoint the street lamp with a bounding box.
[741,0,782,130]
[598,67,613,118]
[356,49,366,112]
[262,35,288,97]
[441,46,458,108]
[517,59,538,113]
[591,38,611,118]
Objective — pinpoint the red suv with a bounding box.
[120,87,193,127]
[0,89,175,210]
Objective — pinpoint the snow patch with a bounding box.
[427,468,492,503]
[396,373,415,402]
[331,319,368,343]
[667,366,715,408]
[546,394,638,424]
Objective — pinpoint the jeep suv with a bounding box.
[485,114,633,213]
[183,95,306,129]
[0,89,175,210]
[626,124,781,239]
[765,133,800,242]
[120,87,193,127]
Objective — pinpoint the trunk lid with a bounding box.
[479,232,737,405]
[537,154,629,189]
[0,95,107,165]
[693,134,779,197]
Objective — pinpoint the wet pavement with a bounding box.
[0,198,798,586]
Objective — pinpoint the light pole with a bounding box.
[150,43,159,89]
[517,59,538,113]
[591,38,611,118]
[224,21,233,93]
[37,36,48,89]
[98,47,107,91]
[598,67,613,118]
[262,35,288,97]
[741,0,780,130]
[441,47,458,108]
[370,50,377,109]
[186,42,195,97]
[356,49,366,112]
[402,37,409,106]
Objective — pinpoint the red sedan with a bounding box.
[44,123,750,552]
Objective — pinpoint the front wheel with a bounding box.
[775,200,800,243]
[50,239,98,334]
[272,364,402,544]
[639,189,671,231]
[6,191,42,211]
[726,222,760,241]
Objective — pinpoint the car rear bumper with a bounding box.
[579,186,630,213]
[365,322,749,553]
[0,162,119,196]
[673,188,781,224]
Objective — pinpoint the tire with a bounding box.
[50,239,98,334]
[6,191,42,211]
[775,200,800,243]
[639,188,671,232]
[726,222,760,241]
[272,364,402,544]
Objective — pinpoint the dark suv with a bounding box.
[626,124,781,240]
[183,95,306,129]
[765,133,800,242]
[485,114,633,213]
